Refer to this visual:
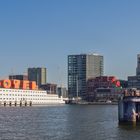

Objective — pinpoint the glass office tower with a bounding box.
[68,54,103,98]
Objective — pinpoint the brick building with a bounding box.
[86,76,121,101]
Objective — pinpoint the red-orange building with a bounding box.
[86,76,121,101]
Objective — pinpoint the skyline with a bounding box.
[0,0,140,86]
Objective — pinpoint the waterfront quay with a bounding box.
[65,99,117,105]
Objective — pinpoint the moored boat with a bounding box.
[0,79,65,106]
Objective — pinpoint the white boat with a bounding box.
[0,79,65,106]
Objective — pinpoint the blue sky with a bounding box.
[0,0,140,86]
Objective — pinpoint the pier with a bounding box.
[0,101,32,107]
[118,89,140,123]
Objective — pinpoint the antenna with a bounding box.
[11,68,14,76]
[23,70,27,76]
[57,65,62,87]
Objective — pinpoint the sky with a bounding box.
[0,0,140,87]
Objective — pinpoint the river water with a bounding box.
[0,105,140,140]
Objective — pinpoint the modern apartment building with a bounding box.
[28,67,47,87]
[68,53,104,98]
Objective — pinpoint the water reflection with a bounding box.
[119,122,140,130]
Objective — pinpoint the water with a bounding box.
[0,105,140,140]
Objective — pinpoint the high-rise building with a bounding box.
[128,54,140,89]
[28,67,47,87]
[136,54,140,76]
[68,53,104,98]
[57,87,68,98]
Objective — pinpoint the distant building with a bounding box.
[57,87,68,98]
[28,67,47,87]
[40,83,57,94]
[119,80,128,88]
[86,76,121,101]
[136,54,140,76]
[128,54,140,89]
[95,88,123,102]
[9,75,28,80]
[128,76,140,89]
[68,53,104,98]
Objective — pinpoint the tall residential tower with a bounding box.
[128,54,140,89]
[28,67,47,87]
[68,53,104,98]
[136,54,140,76]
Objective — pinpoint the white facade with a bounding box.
[0,88,65,106]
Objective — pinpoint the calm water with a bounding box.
[0,105,140,140]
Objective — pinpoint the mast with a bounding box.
[76,75,78,101]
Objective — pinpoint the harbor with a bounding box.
[1,104,140,140]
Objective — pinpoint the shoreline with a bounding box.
[66,101,118,105]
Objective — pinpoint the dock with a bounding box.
[65,99,117,105]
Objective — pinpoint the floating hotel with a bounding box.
[0,79,65,106]
[118,89,140,123]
